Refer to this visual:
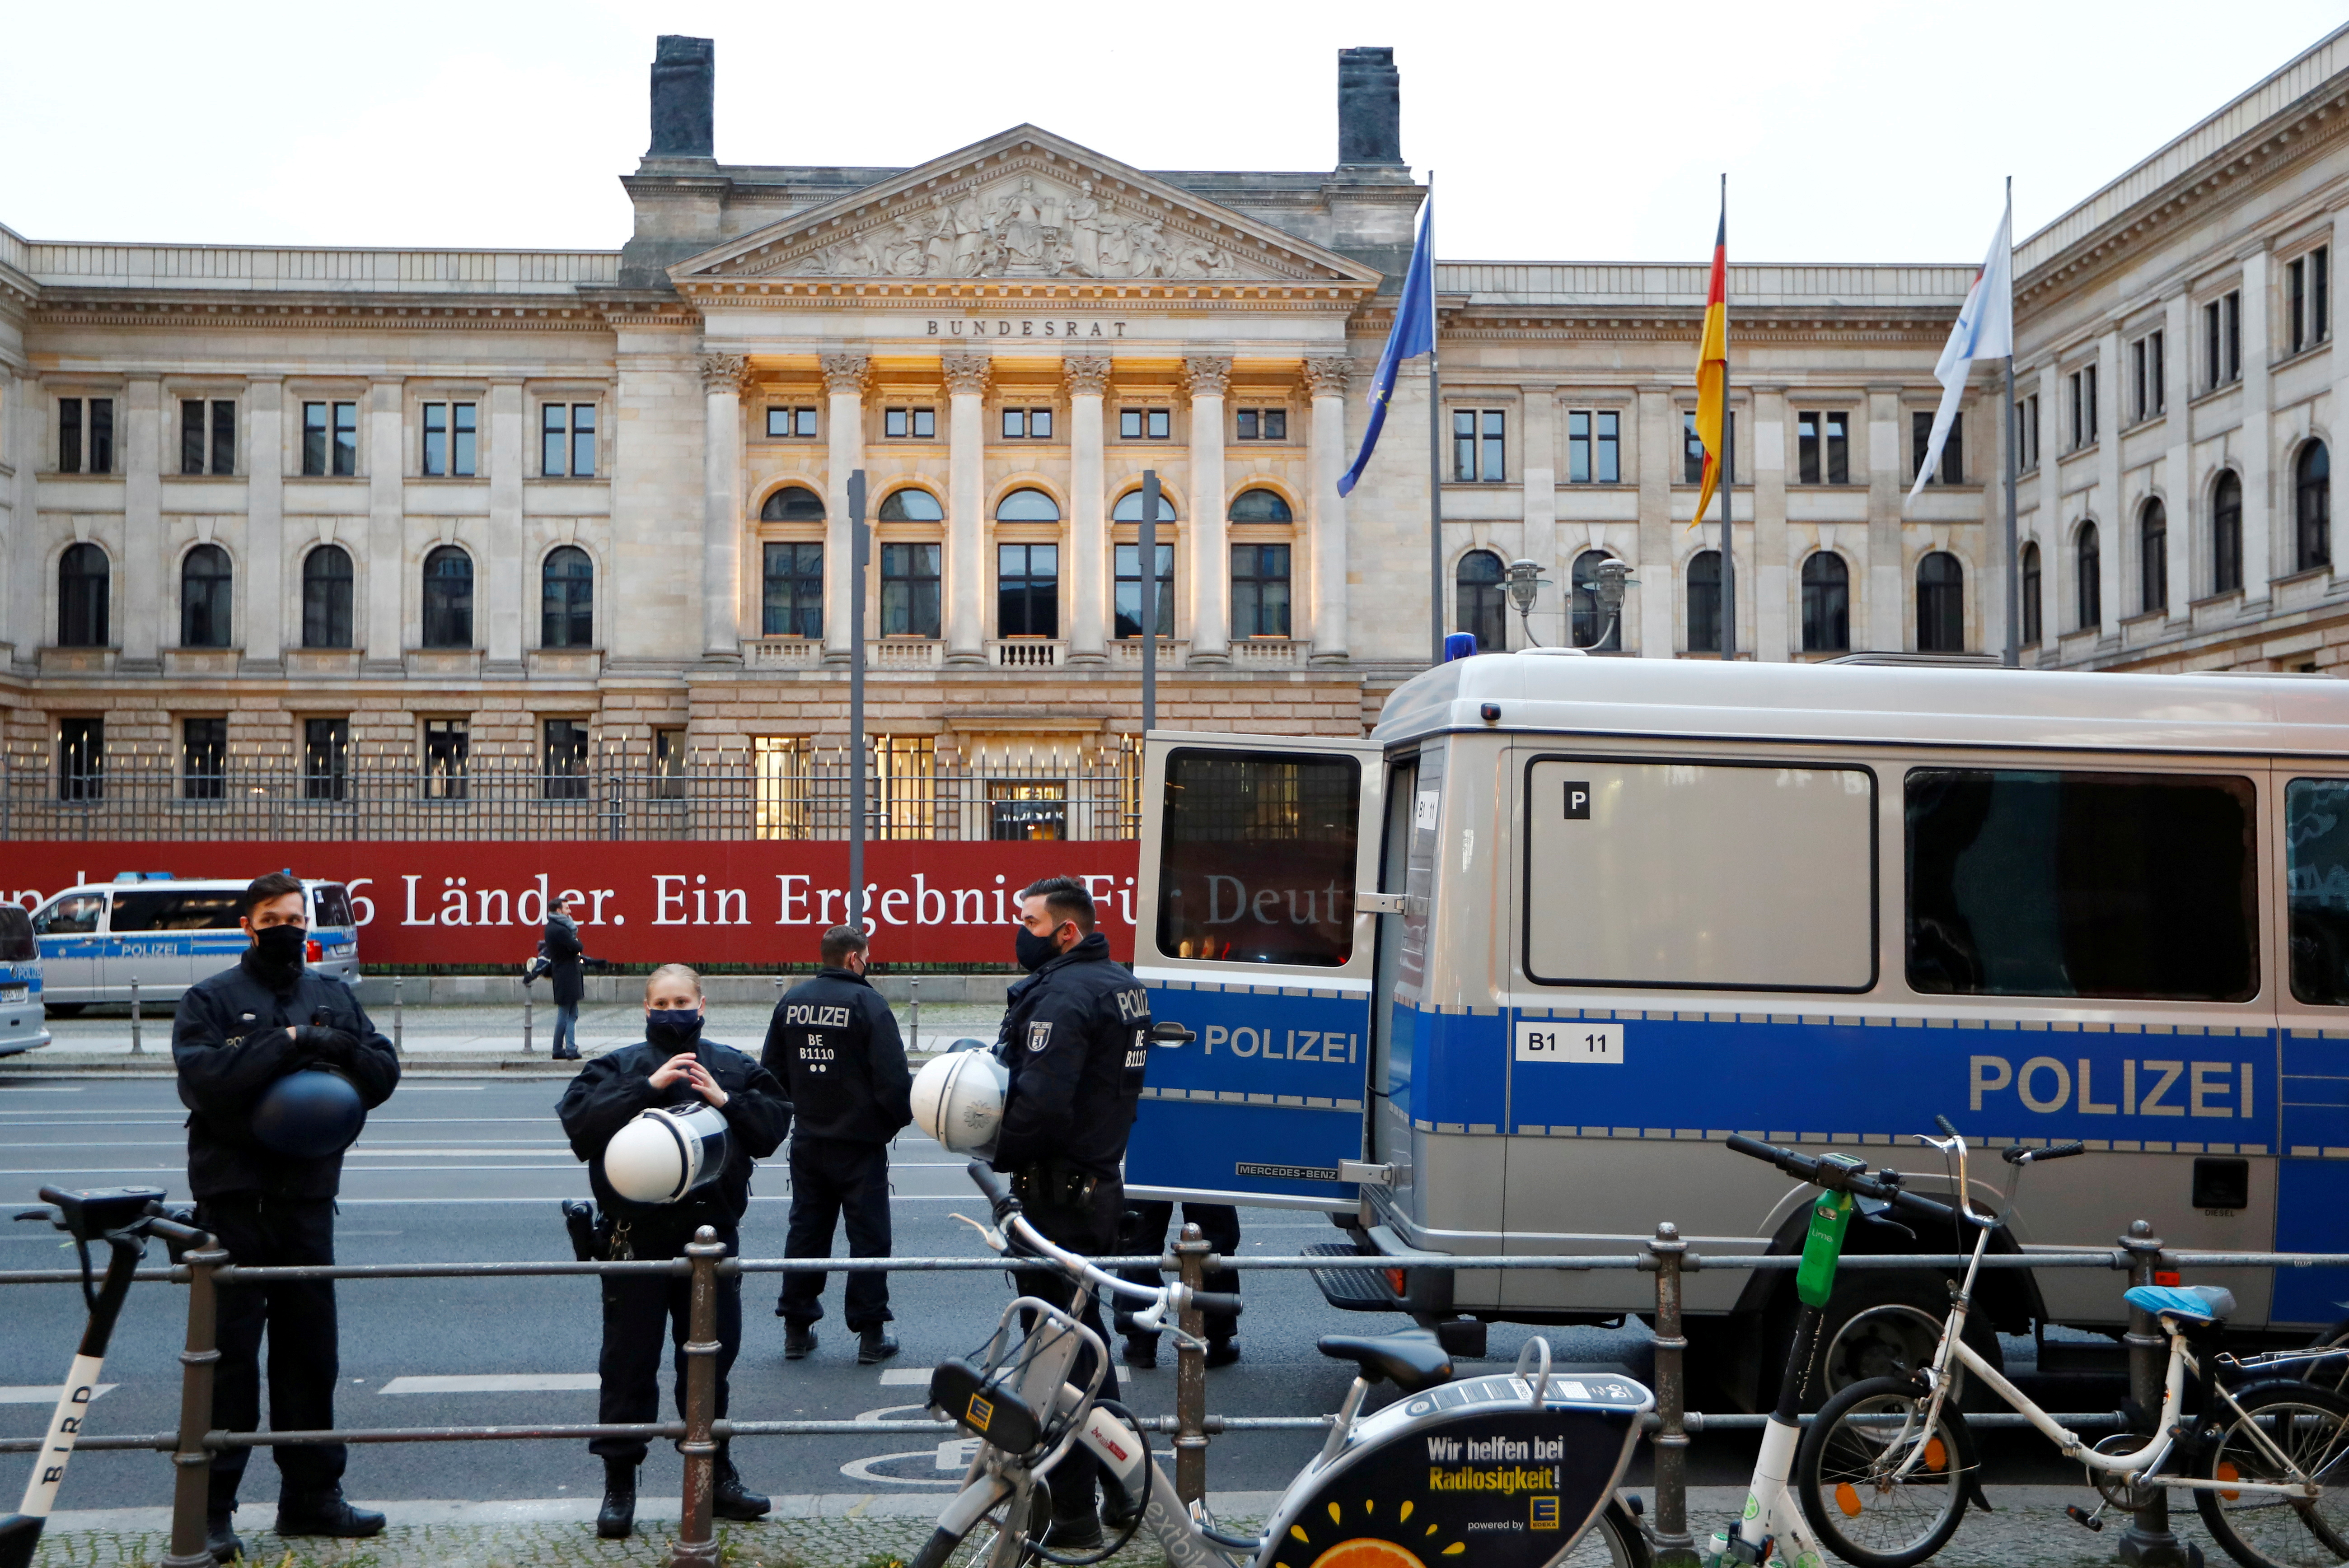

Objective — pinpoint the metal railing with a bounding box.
[6,1221,2342,1567]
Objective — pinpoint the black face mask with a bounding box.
[250,923,307,974]
[647,1009,704,1050]
[1015,925,1062,974]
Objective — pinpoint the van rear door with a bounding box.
[1126,732,1385,1209]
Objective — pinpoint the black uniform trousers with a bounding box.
[1116,1201,1241,1344]
[591,1220,741,1465]
[198,1194,344,1512]
[1017,1176,1125,1523]
[777,1136,894,1329]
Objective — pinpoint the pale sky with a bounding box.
[5,1,2344,266]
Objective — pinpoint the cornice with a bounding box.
[683,279,1369,313]
[25,296,697,332]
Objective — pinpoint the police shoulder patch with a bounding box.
[1026,1021,1053,1053]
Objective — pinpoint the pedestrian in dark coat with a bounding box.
[545,892,586,1059]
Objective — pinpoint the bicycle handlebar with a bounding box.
[1723,1134,1959,1225]
[2004,1140,2087,1166]
[966,1159,1018,1221]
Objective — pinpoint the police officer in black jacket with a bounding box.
[557,963,791,1540]
[762,924,912,1364]
[991,875,1151,1550]
[172,871,400,1563]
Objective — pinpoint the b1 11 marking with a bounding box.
[1516,1021,1624,1064]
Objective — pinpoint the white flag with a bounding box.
[1908,203,2014,504]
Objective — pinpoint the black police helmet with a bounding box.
[250,1067,366,1158]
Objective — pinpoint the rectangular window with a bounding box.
[2068,368,2095,448]
[1681,411,1736,485]
[303,403,327,476]
[2208,290,2241,386]
[884,406,936,439]
[538,402,596,477]
[56,397,114,475]
[1906,768,2257,1001]
[1911,411,1963,484]
[58,397,81,474]
[1231,543,1291,638]
[765,406,819,439]
[1001,408,1054,439]
[753,736,810,839]
[2292,255,2310,354]
[2014,392,2040,469]
[57,717,103,802]
[180,398,235,475]
[1120,407,1171,440]
[1452,409,1506,482]
[997,542,1059,638]
[1235,407,1287,440]
[760,542,824,638]
[181,400,204,475]
[1155,747,1360,966]
[423,718,469,801]
[108,888,242,933]
[2319,245,2332,345]
[421,401,478,476]
[1525,757,1876,989]
[2288,778,2349,1004]
[2148,331,2165,415]
[213,399,236,476]
[2132,337,2148,420]
[302,717,349,803]
[1795,411,1850,485]
[1565,411,1621,484]
[542,719,589,801]
[654,728,687,801]
[988,778,1067,842]
[1114,541,1175,639]
[880,542,942,638]
[181,716,226,801]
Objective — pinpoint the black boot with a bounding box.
[858,1326,900,1365]
[274,1489,385,1538]
[784,1322,818,1360]
[1044,1509,1105,1551]
[712,1447,772,1521]
[1123,1334,1158,1370]
[1205,1337,1240,1368]
[596,1457,636,1539]
[204,1509,244,1563]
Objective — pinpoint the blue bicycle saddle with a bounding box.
[2123,1283,2236,1323]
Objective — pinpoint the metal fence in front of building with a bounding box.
[0,755,1142,843]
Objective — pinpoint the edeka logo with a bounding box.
[1968,1054,2259,1121]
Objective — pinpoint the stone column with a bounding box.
[2096,330,2124,637]
[1865,384,1904,650]
[486,378,527,671]
[2037,362,2062,649]
[1752,383,1790,660]
[120,378,162,668]
[1519,386,1558,649]
[1305,357,1353,662]
[2164,289,2193,615]
[243,378,285,668]
[1185,356,1232,663]
[365,378,404,670]
[1636,385,1674,656]
[2239,247,2275,601]
[1064,355,1111,664]
[2332,213,2349,588]
[942,352,989,663]
[701,353,753,661]
[818,355,871,663]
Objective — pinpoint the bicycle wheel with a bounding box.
[2195,1381,2349,1568]
[1561,1497,1654,1568]
[910,1481,1049,1568]
[2298,1320,2349,1398]
[1793,1375,1972,1568]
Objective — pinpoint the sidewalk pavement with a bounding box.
[19,1487,2211,1568]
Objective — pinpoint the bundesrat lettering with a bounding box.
[395,871,1136,928]
[1968,1054,2257,1119]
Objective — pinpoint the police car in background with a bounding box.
[0,904,50,1056]
[28,874,362,1014]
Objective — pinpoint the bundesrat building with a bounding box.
[4,31,2349,795]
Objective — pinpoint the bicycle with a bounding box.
[911,1159,1657,1568]
[1751,1122,2349,1568]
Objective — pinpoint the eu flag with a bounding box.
[1336,193,1433,498]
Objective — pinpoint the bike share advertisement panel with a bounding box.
[1260,1374,1652,1568]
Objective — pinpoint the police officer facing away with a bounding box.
[991,875,1152,1549]
[173,871,400,1563]
[762,925,912,1364]
[557,964,791,1540]
[1117,1201,1241,1367]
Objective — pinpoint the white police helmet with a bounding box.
[603,1102,732,1204]
[911,1046,1008,1157]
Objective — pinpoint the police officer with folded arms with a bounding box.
[173,871,400,1563]
[762,924,912,1364]
[990,875,1153,1551]
[557,964,790,1540]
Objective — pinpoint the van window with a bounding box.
[33,894,104,936]
[311,885,355,929]
[0,907,33,962]
[1907,769,2256,1002]
[110,891,243,932]
[1156,749,1359,966]
[1524,758,1876,990]
[2287,778,2349,1005]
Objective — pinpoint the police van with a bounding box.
[28,874,362,1013]
[0,904,50,1056]
[1128,651,2349,1399]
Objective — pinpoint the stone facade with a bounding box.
[3,32,2346,789]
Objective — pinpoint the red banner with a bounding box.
[0,842,1143,966]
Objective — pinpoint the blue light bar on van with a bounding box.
[1444,632,1479,662]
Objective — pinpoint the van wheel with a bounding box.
[43,1003,83,1018]
[1767,1276,2000,1412]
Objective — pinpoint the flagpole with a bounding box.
[1717,174,1736,661]
[1426,171,1446,665]
[2002,175,2020,669]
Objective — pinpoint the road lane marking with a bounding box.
[381,1374,600,1395]
[878,1368,934,1385]
[0,1385,114,1403]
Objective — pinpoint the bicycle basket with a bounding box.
[930,1358,1043,1455]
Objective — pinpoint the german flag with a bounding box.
[1690,200,1728,528]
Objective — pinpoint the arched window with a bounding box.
[57,543,108,648]
[1686,550,1722,654]
[1229,488,1292,523]
[1917,551,1964,652]
[542,546,593,649]
[760,485,825,522]
[421,546,474,649]
[995,487,1061,522]
[1570,550,1622,650]
[2021,541,2042,646]
[302,545,354,650]
[1800,551,1850,653]
[2140,499,2168,615]
[2076,523,2101,630]
[876,487,943,523]
[1112,489,1178,522]
[1456,549,1507,651]
[180,544,232,649]
[2213,471,2243,594]
[2298,440,2331,572]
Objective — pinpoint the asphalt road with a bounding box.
[0,1074,2105,1518]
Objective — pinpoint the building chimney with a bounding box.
[647,35,715,161]
[1337,47,1402,167]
